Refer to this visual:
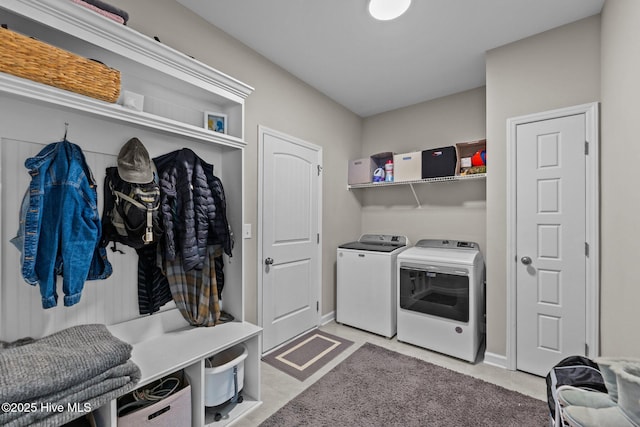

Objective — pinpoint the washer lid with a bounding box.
[338,234,408,252]
[338,241,404,253]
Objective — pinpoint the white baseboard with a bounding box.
[483,351,508,369]
[320,311,335,326]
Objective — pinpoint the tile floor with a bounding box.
[234,321,547,426]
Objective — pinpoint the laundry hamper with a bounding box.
[0,26,120,102]
[204,344,248,407]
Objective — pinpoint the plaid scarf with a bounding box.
[164,245,222,326]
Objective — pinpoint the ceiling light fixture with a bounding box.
[368,0,412,21]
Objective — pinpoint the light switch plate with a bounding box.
[243,224,252,239]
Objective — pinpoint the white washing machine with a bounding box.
[337,234,409,338]
[397,239,485,362]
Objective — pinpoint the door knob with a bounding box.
[265,257,274,265]
[520,256,532,265]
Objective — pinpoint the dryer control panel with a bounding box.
[415,239,479,250]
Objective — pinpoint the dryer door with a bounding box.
[399,265,470,322]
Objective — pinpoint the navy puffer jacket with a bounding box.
[154,148,217,271]
[201,161,233,257]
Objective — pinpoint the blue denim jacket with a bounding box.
[12,139,112,308]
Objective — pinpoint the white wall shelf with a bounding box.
[0,73,247,150]
[348,173,486,207]
[348,173,486,189]
[0,0,253,140]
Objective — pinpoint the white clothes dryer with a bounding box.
[337,234,409,338]
[397,239,485,362]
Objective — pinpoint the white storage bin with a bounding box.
[204,344,248,407]
[118,379,191,427]
[393,151,422,182]
[348,157,377,184]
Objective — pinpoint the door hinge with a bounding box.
[585,242,590,257]
[585,343,589,356]
[585,141,589,155]
[316,301,319,312]
[317,233,320,244]
[317,165,323,176]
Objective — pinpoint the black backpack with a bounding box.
[102,166,163,250]
[546,355,607,425]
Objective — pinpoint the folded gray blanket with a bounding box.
[2,361,140,427]
[0,324,141,427]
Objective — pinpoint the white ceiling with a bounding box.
[177,0,604,117]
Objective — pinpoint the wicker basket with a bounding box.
[0,26,121,103]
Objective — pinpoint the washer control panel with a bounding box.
[359,234,408,246]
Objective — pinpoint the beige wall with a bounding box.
[485,16,601,357]
[360,87,487,253]
[111,0,363,323]
[600,0,640,356]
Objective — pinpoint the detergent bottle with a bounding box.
[384,159,394,182]
[372,167,385,182]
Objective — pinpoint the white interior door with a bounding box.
[515,114,587,376]
[259,126,321,353]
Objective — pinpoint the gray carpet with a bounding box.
[260,342,549,427]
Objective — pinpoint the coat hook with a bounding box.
[64,122,69,140]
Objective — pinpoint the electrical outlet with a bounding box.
[243,224,252,239]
